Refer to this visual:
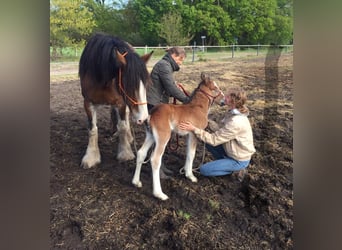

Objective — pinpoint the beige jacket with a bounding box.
[194,109,256,161]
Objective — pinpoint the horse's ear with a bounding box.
[141,51,154,64]
[116,50,127,66]
[141,52,153,63]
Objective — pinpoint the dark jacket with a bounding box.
[147,54,190,106]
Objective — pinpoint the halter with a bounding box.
[199,87,222,107]
[118,52,147,106]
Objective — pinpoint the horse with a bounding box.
[79,33,153,169]
[132,73,224,200]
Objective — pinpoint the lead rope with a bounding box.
[179,140,206,175]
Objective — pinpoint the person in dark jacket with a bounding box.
[147,46,190,109]
[147,47,190,178]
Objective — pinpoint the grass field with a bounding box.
[50,45,293,63]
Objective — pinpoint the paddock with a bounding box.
[50,52,293,249]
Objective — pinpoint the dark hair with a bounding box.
[166,46,186,58]
[227,88,249,114]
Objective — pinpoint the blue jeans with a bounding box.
[200,144,250,176]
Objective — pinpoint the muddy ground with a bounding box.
[50,52,293,249]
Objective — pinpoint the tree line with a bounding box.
[50,0,293,57]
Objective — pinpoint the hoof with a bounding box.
[187,174,198,183]
[154,192,169,201]
[132,179,142,188]
[81,155,100,169]
[117,151,135,161]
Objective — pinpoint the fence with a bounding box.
[50,45,293,62]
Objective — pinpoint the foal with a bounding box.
[132,73,224,200]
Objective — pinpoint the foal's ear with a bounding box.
[141,51,154,64]
[201,72,206,80]
[201,72,210,81]
[116,50,127,66]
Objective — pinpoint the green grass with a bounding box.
[50,46,293,63]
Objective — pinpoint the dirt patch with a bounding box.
[50,53,293,249]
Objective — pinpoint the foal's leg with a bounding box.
[183,133,198,182]
[151,133,170,200]
[132,130,154,188]
[116,106,135,161]
[81,101,101,169]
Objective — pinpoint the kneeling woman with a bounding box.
[178,87,256,181]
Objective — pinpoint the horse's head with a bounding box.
[117,50,153,124]
[200,73,224,105]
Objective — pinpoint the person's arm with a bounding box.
[179,121,238,146]
[159,66,190,103]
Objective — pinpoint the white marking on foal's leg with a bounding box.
[117,119,135,161]
[132,131,154,188]
[151,138,169,200]
[81,105,101,169]
[184,133,198,182]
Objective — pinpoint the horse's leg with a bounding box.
[151,133,170,200]
[116,105,135,161]
[132,129,154,188]
[81,101,101,169]
[111,106,132,142]
[110,106,118,136]
[184,133,198,182]
[124,106,134,143]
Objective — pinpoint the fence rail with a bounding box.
[50,45,293,62]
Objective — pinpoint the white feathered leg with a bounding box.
[81,104,101,169]
[116,118,135,161]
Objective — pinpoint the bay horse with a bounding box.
[79,33,153,169]
[132,73,224,200]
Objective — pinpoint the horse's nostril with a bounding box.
[137,120,143,125]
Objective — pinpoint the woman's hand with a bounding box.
[178,121,196,131]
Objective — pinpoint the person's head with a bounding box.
[224,87,249,113]
[167,46,186,66]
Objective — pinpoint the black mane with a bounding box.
[79,33,150,100]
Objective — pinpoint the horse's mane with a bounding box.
[79,33,150,97]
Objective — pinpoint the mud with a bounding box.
[50,53,293,249]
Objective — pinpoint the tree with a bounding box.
[50,0,96,58]
[158,12,194,45]
[189,1,232,45]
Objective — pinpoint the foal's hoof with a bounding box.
[154,192,169,201]
[132,179,142,188]
[187,174,198,183]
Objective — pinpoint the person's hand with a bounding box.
[178,121,196,131]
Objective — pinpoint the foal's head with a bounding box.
[197,73,224,104]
